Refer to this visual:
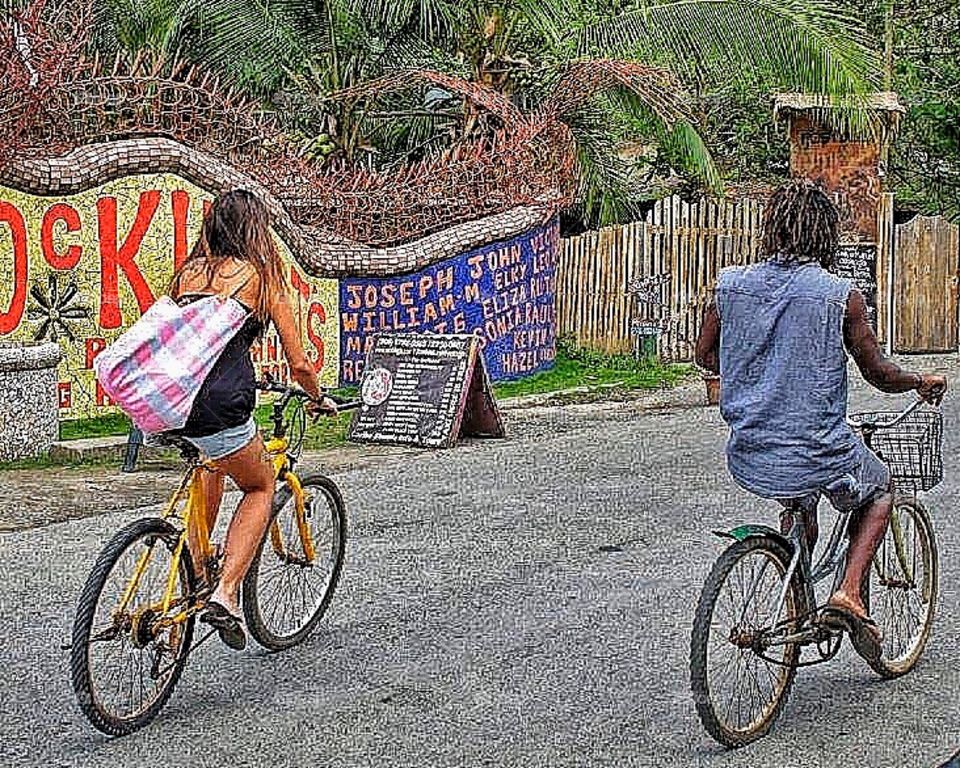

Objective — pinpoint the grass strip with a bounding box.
[5,343,691,471]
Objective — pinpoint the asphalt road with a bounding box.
[1,364,958,767]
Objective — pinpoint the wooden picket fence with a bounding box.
[556,195,765,361]
[557,192,960,359]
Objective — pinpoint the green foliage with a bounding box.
[492,337,693,399]
[694,0,959,220]
[85,0,884,226]
[884,1,960,219]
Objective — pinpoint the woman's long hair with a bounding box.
[761,178,840,269]
[170,189,287,318]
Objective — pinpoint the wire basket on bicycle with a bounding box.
[848,408,943,491]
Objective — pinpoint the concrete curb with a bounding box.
[48,435,173,464]
[46,379,708,465]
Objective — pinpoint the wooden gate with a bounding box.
[893,215,960,353]
[556,196,765,361]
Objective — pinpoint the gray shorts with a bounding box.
[778,445,891,514]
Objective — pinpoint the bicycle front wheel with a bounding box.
[690,536,801,748]
[242,472,347,650]
[70,518,196,736]
[866,497,938,678]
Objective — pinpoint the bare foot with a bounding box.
[827,590,882,647]
[828,590,867,621]
[208,586,241,618]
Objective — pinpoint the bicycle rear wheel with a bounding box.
[242,472,346,650]
[866,497,938,678]
[690,536,801,748]
[71,518,196,735]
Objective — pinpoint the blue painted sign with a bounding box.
[339,218,558,385]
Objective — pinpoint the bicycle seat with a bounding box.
[148,433,200,460]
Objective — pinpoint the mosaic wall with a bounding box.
[0,174,339,420]
[0,173,558,421]
[339,220,559,385]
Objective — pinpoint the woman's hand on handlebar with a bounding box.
[917,374,947,404]
[306,394,340,419]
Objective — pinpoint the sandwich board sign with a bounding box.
[348,333,505,448]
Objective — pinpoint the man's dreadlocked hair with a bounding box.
[761,178,840,269]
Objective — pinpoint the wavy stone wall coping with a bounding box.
[0,342,62,373]
[1,137,551,279]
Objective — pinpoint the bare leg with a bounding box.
[207,437,275,615]
[188,469,225,585]
[829,492,893,619]
[780,503,819,555]
[203,470,225,536]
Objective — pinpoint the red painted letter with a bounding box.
[58,382,72,409]
[41,203,82,270]
[290,265,311,300]
[0,202,28,335]
[98,191,160,328]
[306,302,326,373]
[171,190,190,271]
[85,337,107,369]
[96,380,114,407]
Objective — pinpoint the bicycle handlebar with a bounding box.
[848,384,946,431]
[255,379,361,413]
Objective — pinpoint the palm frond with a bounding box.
[606,87,723,193]
[180,0,330,87]
[509,0,583,49]
[339,0,456,44]
[567,105,645,228]
[539,60,691,127]
[583,1,882,113]
[661,119,723,192]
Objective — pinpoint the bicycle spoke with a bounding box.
[248,482,343,643]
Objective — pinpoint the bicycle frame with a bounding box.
[110,374,362,637]
[717,394,942,661]
[113,431,315,631]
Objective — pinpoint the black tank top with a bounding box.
[174,293,265,437]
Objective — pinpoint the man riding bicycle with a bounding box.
[695,179,946,660]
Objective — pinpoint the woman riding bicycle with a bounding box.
[695,179,945,661]
[169,189,336,650]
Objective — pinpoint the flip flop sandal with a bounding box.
[822,607,882,663]
[200,600,246,651]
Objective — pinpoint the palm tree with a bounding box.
[85,0,882,227]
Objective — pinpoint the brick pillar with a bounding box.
[775,93,903,328]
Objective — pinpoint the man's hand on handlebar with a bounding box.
[917,374,947,404]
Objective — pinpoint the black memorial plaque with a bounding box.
[348,333,504,448]
[832,243,878,328]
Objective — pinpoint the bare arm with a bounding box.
[843,289,944,398]
[270,288,323,401]
[695,298,720,374]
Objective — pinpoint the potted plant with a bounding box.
[702,371,721,406]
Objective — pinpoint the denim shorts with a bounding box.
[778,444,892,514]
[183,416,258,461]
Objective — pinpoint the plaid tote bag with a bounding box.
[93,295,250,433]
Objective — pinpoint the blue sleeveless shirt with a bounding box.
[715,260,860,498]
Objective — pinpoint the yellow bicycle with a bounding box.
[69,381,358,735]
